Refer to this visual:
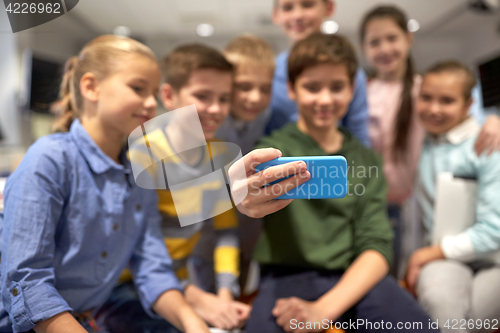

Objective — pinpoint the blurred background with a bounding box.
[1,0,500,171]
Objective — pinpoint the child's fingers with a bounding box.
[249,160,307,188]
[260,171,311,200]
[474,133,488,156]
[230,148,282,177]
[249,199,294,219]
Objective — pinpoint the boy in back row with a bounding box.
[247,33,437,332]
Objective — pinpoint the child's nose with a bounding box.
[429,100,441,114]
[248,89,261,103]
[144,94,157,110]
[207,101,222,114]
[319,89,333,104]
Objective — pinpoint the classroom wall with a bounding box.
[1,5,499,149]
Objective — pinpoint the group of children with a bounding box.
[1,0,500,332]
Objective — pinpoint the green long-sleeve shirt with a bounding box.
[253,124,393,270]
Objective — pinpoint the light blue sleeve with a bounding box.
[129,190,182,318]
[340,68,370,147]
[1,139,72,332]
[466,150,500,254]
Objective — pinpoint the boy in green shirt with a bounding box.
[245,33,437,333]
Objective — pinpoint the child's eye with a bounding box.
[369,39,380,48]
[236,83,252,92]
[282,3,293,11]
[387,35,398,43]
[195,94,209,101]
[440,97,455,105]
[419,94,431,102]
[131,86,143,93]
[301,0,315,8]
[220,96,230,104]
[303,84,320,93]
[261,86,272,94]
[330,84,345,93]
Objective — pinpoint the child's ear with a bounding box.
[407,31,414,47]
[465,97,474,113]
[160,83,176,110]
[287,82,297,101]
[325,0,335,17]
[272,5,281,25]
[80,73,99,103]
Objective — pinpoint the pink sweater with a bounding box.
[367,76,425,204]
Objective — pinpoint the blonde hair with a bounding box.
[224,34,275,71]
[52,35,157,132]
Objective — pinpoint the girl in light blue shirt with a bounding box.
[407,61,500,332]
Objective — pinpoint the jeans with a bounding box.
[246,265,440,333]
[95,282,181,333]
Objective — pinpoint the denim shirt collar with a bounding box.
[70,119,130,175]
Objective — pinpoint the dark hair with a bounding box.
[161,44,234,90]
[425,60,477,101]
[360,5,414,161]
[288,32,358,86]
[51,35,157,132]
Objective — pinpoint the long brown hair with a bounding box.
[360,6,414,161]
[51,35,157,132]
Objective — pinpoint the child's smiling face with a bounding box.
[290,63,353,130]
[273,0,334,42]
[231,64,273,122]
[417,72,472,136]
[95,54,160,137]
[363,17,412,80]
[162,68,232,140]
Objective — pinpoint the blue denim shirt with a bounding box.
[267,50,371,147]
[0,120,181,332]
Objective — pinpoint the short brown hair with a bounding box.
[161,44,233,90]
[224,34,275,71]
[425,60,477,100]
[288,32,358,86]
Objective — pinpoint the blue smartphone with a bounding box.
[255,156,347,199]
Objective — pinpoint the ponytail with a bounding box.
[50,35,157,132]
[51,56,78,132]
[393,56,414,161]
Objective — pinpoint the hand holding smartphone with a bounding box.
[255,156,347,199]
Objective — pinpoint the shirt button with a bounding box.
[11,288,18,297]
[136,204,141,211]
[112,224,119,231]
[101,251,108,258]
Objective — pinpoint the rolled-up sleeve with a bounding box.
[129,191,182,319]
[352,154,394,267]
[1,141,72,332]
